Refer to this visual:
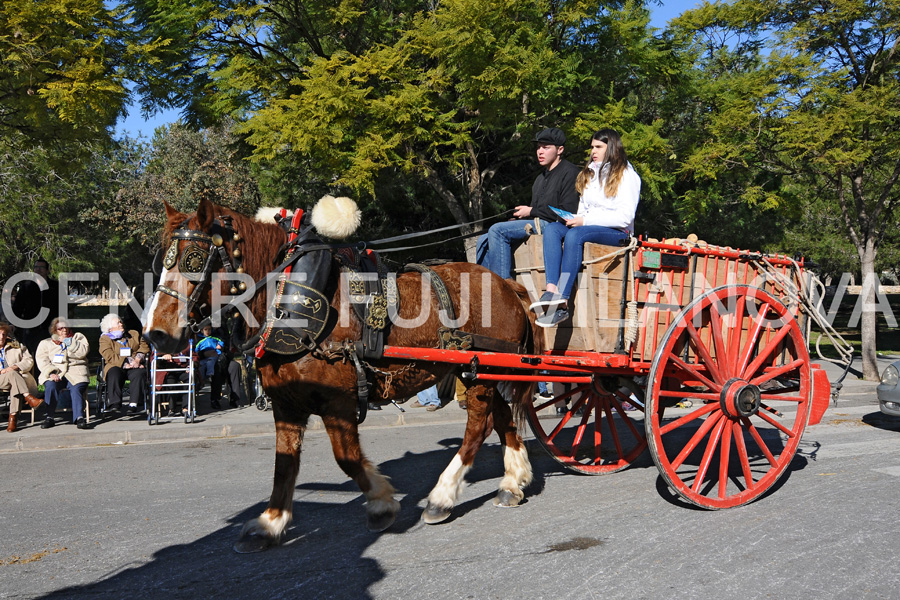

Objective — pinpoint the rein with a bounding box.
[364,209,514,254]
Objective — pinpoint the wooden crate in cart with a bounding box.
[511,234,835,509]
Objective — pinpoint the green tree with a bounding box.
[0,136,142,279]
[83,120,262,254]
[0,0,130,146]
[127,0,677,258]
[671,0,900,379]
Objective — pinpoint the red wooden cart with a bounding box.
[382,234,845,509]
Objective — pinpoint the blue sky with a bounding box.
[114,2,699,139]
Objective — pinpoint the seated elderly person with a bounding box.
[99,314,150,414]
[0,322,42,432]
[35,317,91,429]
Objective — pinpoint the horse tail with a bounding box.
[502,280,544,428]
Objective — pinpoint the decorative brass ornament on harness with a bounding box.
[155,216,244,332]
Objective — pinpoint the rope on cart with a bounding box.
[751,256,854,397]
[581,237,638,266]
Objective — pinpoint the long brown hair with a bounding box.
[575,129,629,196]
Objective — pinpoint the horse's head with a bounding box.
[142,198,249,353]
[143,196,360,355]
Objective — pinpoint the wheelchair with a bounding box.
[95,359,151,416]
[237,357,270,411]
[253,371,271,411]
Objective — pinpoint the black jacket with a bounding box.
[530,159,581,223]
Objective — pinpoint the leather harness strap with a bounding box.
[404,263,527,355]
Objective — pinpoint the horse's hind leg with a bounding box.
[236,413,307,552]
[423,384,494,524]
[322,413,400,532]
[491,393,533,508]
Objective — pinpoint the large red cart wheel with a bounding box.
[526,381,648,474]
[646,285,811,509]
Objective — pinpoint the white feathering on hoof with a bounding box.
[255,207,292,223]
[311,195,361,239]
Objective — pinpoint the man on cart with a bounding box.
[475,127,580,280]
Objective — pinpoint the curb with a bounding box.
[0,404,470,452]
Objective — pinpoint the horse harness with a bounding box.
[156,216,246,333]
[157,212,531,424]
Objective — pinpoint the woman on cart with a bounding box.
[531,128,641,327]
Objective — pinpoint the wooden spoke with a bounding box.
[659,402,719,436]
[732,423,755,490]
[726,295,748,376]
[742,322,794,381]
[735,301,769,377]
[669,355,722,393]
[718,420,734,499]
[692,416,728,493]
[755,409,796,438]
[749,359,806,387]
[672,411,723,470]
[706,300,731,378]
[684,321,726,384]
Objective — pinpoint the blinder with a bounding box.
[259,223,335,355]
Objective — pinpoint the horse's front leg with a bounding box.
[321,413,400,532]
[235,409,307,553]
[491,395,532,508]
[423,384,494,524]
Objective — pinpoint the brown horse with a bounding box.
[143,197,543,551]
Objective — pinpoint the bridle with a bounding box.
[156,215,246,333]
[154,213,347,337]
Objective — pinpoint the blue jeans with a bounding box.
[199,356,218,379]
[476,219,537,280]
[542,222,629,299]
[44,379,88,422]
[416,385,441,407]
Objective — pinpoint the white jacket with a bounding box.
[576,162,641,233]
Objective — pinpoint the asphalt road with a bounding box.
[2,376,899,600]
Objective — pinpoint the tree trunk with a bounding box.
[859,239,879,380]
[420,158,482,262]
[463,141,484,262]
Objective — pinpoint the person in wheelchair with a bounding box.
[195,325,244,410]
[35,317,90,429]
[99,314,150,413]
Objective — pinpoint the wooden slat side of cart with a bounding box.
[513,235,807,368]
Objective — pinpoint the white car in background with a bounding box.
[876,360,900,417]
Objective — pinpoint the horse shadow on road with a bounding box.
[37,438,558,600]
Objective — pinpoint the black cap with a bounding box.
[533,127,566,146]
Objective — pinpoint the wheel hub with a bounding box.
[720,378,761,418]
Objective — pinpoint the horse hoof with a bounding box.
[233,534,277,554]
[367,511,396,532]
[422,502,452,524]
[492,489,522,508]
